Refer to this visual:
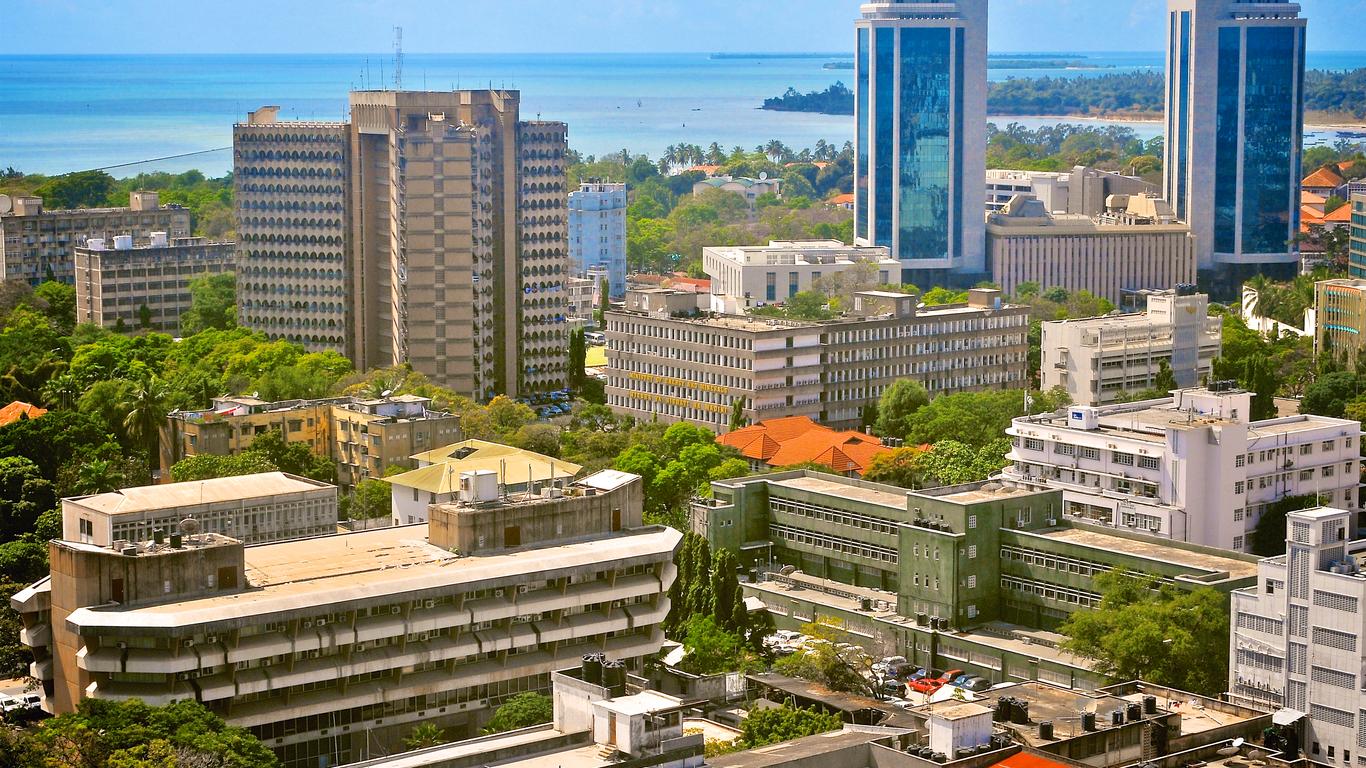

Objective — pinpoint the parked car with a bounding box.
[0,696,21,715]
[907,667,942,683]
[873,655,908,676]
[952,674,993,693]
[881,678,908,696]
[910,669,962,694]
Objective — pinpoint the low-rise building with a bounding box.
[385,439,582,526]
[1041,286,1221,406]
[1228,506,1365,761]
[11,469,678,768]
[0,190,192,286]
[717,415,893,477]
[1315,278,1366,367]
[569,180,628,297]
[62,472,337,547]
[0,400,46,427]
[160,394,462,489]
[702,240,898,312]
[987,194,1196,305]
[1004,385,1363,552]
[694,175,781,207]
[74,234,234,332]
[692,471,1257,689]
[985,166,1157,216]
[607,288,1029,432]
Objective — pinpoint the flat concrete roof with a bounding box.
[597,690,684,717]
[1036,528,1257,579]
[772,475,910,511]
[67,524,681,632]
[708,728,897,768]
[67,472,333,516]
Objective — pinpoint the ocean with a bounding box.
[2,51,1365,177]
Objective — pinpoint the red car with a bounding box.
[908,668,963,694]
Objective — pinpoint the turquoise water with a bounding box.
[2,51,1364,176]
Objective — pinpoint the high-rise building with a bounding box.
[234,91,569,398]
[0,191,191,286]
[1164,0,1307,293]
[568,181,627,298]
[853,0,987,286]
[1315,277,1366,368]
[1349,193,1366,278]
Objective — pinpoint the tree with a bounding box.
[873,379,929,439]
[678,615,763,675]
[1060,570,1229,696]
[0,457,57,542]
[481,692,553,734]
[40,372,81,410]
[1301,371,1361,418]
[1153,359,1177,393]
[404,722,446,750]
[1250,494,1323,556]
[244,428,335,483]
[342,478,392,521]
[728,398,747,432]
[596,277,610,326]
[180,272,237,335]
[1243,354,1279,421]
[773,622,877,697]
[29,698,279,767]
[137,303,153,330]
[33,280,76,335]
[169,452,278,483]
[862,446,928,488]
[739,704,843,748]
[33,170,116,209]
[568,328,586,390]
[122,375,170,474]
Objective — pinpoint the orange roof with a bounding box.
[1340,160,1359,171]
[688,165,723,175]
[1325,204,1353,222]
[671,275,712,290]
[992,752,1077,768]
[1303,165,1346,189]
[0,401,46,427]
[718,416,891,475]
[828,193,856,205]
[1301,205,1326,225]
[1301,190,1327,205]
[786,161,830,169]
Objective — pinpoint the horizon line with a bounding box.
[5,48,1366,56]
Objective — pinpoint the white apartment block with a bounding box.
[62,472,338,548]
[1228,506,1365,765]
[1005,386,1362,552]
[14,470,677,768]
[568,181,627,298]
[1042,287,1221,406]
[702,240,898,313]
[607,288,1028,432]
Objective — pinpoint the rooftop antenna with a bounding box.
[393,26,404,90]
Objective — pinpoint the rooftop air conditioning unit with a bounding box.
[518,585,529,594]
[494,588,505,598]
[424,599,435,609]
[391,606,401,615]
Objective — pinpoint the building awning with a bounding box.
[1273,709,1305,726]
[740,540,773,551]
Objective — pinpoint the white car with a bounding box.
[20,694,41,710]
[0,696,21,714]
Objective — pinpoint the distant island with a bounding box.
[763,69,1366,123]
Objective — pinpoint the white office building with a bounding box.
[569,181,627,297]
[702,240,897,312]
[985,167,1156,216]
[1164,0,1307,291]
[1005,385,1361,552]
[854,0,987,285]
[1228,506,1365,763]
[1041,287,1221,406]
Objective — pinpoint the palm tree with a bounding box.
[404,722,446,750]
[764,140,786,164]
[77,459,120,495]
[705,143,724,164]
[41,373,81,410]
[814,139,832,161]
[122,376,170,476]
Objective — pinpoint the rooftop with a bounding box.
[769,474,911,511]
[707,728,906,768]
[719,416,891,475]
[0,400,46,428]
[1035,527,1258,580]
[66,472,333,516]
[390,439,580,494]
[65,523,681,631]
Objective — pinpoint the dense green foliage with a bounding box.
[739,704,843,749]
[666,533,773,662]
[180,272,237,335]
[863,440,1015,490]
[1,698,278,767]
[986,123,1162,179]
[772,622,877,698]
[1250,495,1325,557]
[340,478,393,521]
[1304,68,1366,119]
[481,693,553,735]
[1061,571,1229,696]
[612,423,747,528]
[0,169,234,240]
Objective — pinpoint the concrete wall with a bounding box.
[430,478,643,555]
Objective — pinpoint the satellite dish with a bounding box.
[178,517,202,536]
[759,171,769,180]
[381,389,394,398]
[1216,738,1246,757]
[0,195,11,215]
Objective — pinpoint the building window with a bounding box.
[1234,481,1245,495]
[1079,447,1099,460]
[1138,456,1159,470]
[1236,455,1246,467]
[1054,443,1074,456]
[1024,438,1043,451]
[1112,451,1134,466]
[1233,535,1244,550]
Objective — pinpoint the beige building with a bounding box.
[1316,278,1366,367]
[386,439,581,526]
[62,472,337,548]
[0,191,192,286]
[74,234,233,333]
[159,393,461,488]
[12,469,677,768]
[1041,287,1222,405]
[606,288,1029,431]
[234,91,569,398]
[693,175,781,207]
[984,166,1157,215]
[987,193,1196,304]
[702,240,898,312]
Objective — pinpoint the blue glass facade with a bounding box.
[1350,199,1366,279]
[874,27,895,248]
[1172,12,1191,223]
[952,27,965,267]
[1213,27,1241,255]
[856,28,870,242]
[1240,26,1298,255]
[896,27,951,261]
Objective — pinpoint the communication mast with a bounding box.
[393,26,404,90]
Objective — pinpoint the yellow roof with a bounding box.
[392,439,581,494]
[585,345,607,368]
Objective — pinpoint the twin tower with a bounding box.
[853,0,1307,294]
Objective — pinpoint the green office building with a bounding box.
[693,471,1257,688]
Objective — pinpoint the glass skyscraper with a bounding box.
[1164,0,1306,294]
[854,0,987,286]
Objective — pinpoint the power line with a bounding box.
[79,146,232,175]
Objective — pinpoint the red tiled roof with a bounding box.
[1303,165,1346,189]
[1325,204,1353,222]
[828,193,856,205]
[1301,190,1327,205]
[0,401,46,428]
[688,165,723,175]
[992,752,1078,768]
[718,416,891,475]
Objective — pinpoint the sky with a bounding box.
[2,0,1362,55]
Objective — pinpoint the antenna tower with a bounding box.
[393,26,404,90]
